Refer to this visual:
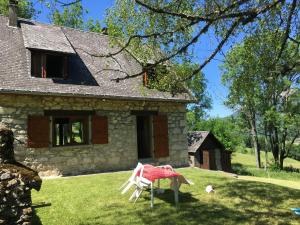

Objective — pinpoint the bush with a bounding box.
[267,161,281,172]
[235,146,250,154]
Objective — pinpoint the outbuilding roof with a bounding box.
[188,131,210,153]
[0,15,192,102]
[188,131,225,153]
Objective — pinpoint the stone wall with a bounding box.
[0,126,42,225]
[0,94,189,176]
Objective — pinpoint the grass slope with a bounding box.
[232,153,300,181]
[32,168,300,225]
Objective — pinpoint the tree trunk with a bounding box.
[249,116,261,168]
[269,126,279,164]
[263,131,269,171]
[279,153,285,170]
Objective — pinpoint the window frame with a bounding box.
[52,115,89,147]
[31,50,68,79]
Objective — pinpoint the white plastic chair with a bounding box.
[128,164,152,203]
[120,162,143,194]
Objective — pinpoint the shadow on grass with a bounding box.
[217,180,300,225]
[77,179,300,225]
[32,208,43,225]
[231,163,253,176]
[284,166,300,173]
[32,202,51,225]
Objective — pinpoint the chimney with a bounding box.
[8,0,18,27]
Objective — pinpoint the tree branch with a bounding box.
[180,18,241,82]
[285,131,300,158]
[97,20,199,58]
[288,36,300,45]
[277,0,298,61]
[110,21,213,81]
[56,0,82,7]
[135,0,284,22]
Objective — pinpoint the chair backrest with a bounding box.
[129,162,143,182]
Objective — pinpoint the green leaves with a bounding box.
[0,0,36,19]
[49,1,84,29]
[46,1,102,32]
[221,28,300,167]
[193,116,247,151]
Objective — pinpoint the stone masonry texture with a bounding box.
[0,94,189,176]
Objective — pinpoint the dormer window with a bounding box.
[31,51,68,79]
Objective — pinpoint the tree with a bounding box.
[42,0,299,86]
[0,0,35,19]
[49,1,85,29]
[222,30,300,169]
[193,116,247,151]
[221,37,264,168]
[185,68,211,124]
[145,62,211,125]
[104,0,299,82]
[46,0,102,31]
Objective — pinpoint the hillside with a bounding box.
[231,152,300,181]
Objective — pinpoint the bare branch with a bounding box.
[98,20,199,58]
[135,0,212,21]
[288,36,300,44]
[135,0,253,21]
[180,18,242,82]
[135,0,284,22]
[110,21,213,82]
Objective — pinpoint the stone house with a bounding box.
[188,131,232,172]
[0,4,192,176]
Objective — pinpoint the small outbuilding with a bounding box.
[188,131,232,172]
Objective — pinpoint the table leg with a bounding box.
[150,182,154,208]
[173,177,179,207]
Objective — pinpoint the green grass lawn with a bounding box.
[232,152,300,181]
[32,167,300,225]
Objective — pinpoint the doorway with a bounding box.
[136,116,152,159]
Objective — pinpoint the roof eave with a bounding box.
[0,89,193,103]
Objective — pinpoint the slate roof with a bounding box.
[188,131,210,153]
[22,22,75,54]
[0,15,192,102]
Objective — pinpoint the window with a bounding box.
[53,117,88,146]
[31,51,68,78]
[46,54,64,78]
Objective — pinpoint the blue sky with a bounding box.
[35,0,233,118]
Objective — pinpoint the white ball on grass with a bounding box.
[205,185,214,193]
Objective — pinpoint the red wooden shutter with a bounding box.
[143,72,148,86]
[31,52,42,77]
[92,116,108,144]
[27,116,50,148]
[153,115,169,158]
[41,54,47,78]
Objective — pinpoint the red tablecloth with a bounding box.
[137,164,180,182]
